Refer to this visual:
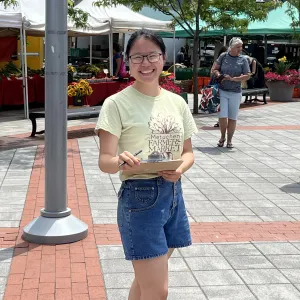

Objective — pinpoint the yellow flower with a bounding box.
[67,80,93,97]
[278,56,287,63]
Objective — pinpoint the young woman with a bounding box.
[211,37,250,149]
[95,29,198,300]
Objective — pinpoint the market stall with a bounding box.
[0,0,173,114]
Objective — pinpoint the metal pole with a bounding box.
[223,35,227,46]
[23,0,88,244]
[109,20,113,76]
[173,29,176,81]
[22,25,29,119]
[20,27,27,119]
[89,36,92,65]
[264,35,267,65]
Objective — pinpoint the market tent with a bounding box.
[0,1,22,37]
[75,0,173,33]
[160,2,299,38]
[0,0,110,36]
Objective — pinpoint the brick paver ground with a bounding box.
[1,95,300,299]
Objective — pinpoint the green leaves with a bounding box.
[0,0,18,8]
[94,0,279,36]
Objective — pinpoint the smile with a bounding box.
[139,70,155,75]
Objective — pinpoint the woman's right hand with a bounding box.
[118,151,140,170]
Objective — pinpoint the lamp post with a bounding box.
[23,0,88,244]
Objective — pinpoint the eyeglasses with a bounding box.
[129,53,162,64]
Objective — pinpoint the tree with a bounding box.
[286,0,300,36]
[0,0,89,28]
[94,0,278,113]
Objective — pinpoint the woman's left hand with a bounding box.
[158,168,183,183]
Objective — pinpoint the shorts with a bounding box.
[117,177,192,261]
[219,89,242,121]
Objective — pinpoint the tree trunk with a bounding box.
[192,35,199,114]
[193,1,201,114]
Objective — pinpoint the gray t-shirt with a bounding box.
[216,53,250,93]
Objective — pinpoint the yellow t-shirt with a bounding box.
[95,86,198,181]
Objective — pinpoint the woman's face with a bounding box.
[230,43,243,56]
[128,37,165,85]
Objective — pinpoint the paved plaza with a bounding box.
[1,95,300,299]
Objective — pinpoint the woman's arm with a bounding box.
[98,129,140,174]
[230,74,251,82]
[211,64,221,77]
[115,57,121,77]
[158,138,194,183]
[210,62,218,75]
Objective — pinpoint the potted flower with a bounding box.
[116,73,187,103]
[68,65,76,83]
[67,79,93,106]
[265,56,300,102]
[160,71,188,103]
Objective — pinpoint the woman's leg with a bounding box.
[227,119,237,144]
[218,90,229,144]
[227,92,242,146]
[129,249,174,300]
[219,118,228,141]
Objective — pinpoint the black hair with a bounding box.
[113,43,120,53]
[125,29,166,59]
[217,46,228,58]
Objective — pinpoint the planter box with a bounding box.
[266,81,294,102]
[293,88,300,98]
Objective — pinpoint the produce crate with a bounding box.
[174,79,193,93]
[70,48,89,57]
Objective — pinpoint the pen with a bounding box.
[118,150,143,168]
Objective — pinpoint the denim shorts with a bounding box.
[117,177,192,261]
[219,89,242,120]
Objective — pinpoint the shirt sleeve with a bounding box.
[95,98,122,138]
[242,57,251,74]
[216,53,225,66]
[182,101,198,140]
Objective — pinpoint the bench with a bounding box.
[29,106,101,137]
[242,88,268,105]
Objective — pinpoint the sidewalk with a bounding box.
[1,95,300,299]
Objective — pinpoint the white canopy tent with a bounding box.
[0,0,173,118]
[75,0,172,33]
[74,0,173,76]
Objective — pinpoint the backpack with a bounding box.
[246,58,265,89]
[199,85,220,114]
[199,55,226,114]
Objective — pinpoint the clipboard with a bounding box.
[122,159,183,176]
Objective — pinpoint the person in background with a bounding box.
[95,29,198,300]
[176,47,185,64]
[211,45,228,128]
[243,55,257,89]
[211,37,251,149]
[113,43,126,77]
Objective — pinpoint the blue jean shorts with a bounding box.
[219,89,242,121]
[117,177,192,261]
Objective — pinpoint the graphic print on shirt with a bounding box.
[146,114,182,162]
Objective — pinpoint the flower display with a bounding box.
[68,65,76,73]
[67,79,93,97]
[117,73,182,95]
[159,76,181,94]
[265,57,300,86]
